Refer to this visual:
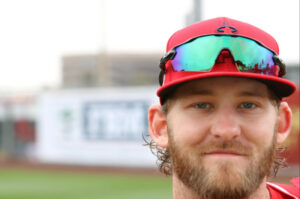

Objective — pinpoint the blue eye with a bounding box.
[240,102,256,109]
[194,103,211,109]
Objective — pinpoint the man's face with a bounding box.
[166,77,278,199]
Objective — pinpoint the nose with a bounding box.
[210,109,241,141]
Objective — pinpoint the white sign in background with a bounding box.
[83,101,148,140]
[36,86,158,167]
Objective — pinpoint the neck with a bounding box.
[172,175,270,199]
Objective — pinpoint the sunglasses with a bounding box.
[159,35,286,85]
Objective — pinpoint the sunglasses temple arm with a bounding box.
[273,55,286,77]
[158,49,177,85]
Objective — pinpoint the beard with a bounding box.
[168,127,276,199]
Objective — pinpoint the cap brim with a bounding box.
[157,72,297,103]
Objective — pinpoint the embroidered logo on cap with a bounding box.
[217,21,237,33]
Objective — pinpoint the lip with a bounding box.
[203,150,245,156]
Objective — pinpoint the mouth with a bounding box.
[203,150,247,157]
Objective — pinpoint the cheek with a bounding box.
[241,116,277,148]
[167,114,209,146]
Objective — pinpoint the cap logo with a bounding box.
[217,21,237,33]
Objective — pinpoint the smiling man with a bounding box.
[147,17,299,199]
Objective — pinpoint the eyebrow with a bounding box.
[237,91,266,98]
[179,89,267,98]
[181,89,214,96]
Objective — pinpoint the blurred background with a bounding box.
[0,0,298,198]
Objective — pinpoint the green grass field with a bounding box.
[0,168,172,199]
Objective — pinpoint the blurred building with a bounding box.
[62,53,161,88]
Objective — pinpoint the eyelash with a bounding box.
[193,103,212,109]
[239,102,257,109]
[191,102,258,110]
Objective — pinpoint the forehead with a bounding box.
[172,77,270,98]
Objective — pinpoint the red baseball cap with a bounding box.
[157,17,297,103]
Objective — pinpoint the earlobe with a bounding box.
[276,102,292,144]
[148,104,169,148]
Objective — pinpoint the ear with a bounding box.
[148,104,169,148]
[276,102,292,144]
